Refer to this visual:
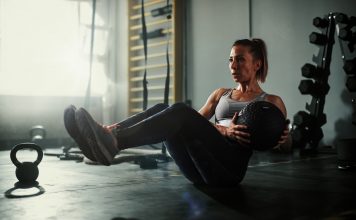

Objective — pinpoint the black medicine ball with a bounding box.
[236,101,286,151]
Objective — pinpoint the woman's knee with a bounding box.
[170,102,196,115]
[170,102,188,109]
[153,103,169,111]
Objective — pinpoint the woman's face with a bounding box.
[229,45,260,83]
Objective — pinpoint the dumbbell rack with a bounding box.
[292,12,356,155]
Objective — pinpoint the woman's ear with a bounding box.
[254,60,262,72]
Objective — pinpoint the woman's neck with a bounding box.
[236,82,262,94]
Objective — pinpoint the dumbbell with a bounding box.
[309,32,328,45]
[298,80,330,97]
[29,125,46,143]
[346,76,356,92]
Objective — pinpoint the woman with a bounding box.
[64,38,289,186]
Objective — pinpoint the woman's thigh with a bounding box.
[165,117,252,185]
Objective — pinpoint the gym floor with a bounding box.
[0,147,356,220]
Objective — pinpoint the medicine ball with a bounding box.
[236,101,286,151]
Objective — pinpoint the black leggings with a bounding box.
[115,103,253,186]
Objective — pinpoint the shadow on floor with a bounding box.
[194,185,249,214]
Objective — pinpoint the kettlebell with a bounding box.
[10,143,43,183]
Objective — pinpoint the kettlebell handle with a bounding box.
[10,143,43,167]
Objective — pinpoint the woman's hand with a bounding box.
[102,123,119,132]
[278,119,290,145]
[226,112,251,145]
[272,119,292,152]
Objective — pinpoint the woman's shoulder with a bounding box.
[264,94,282,102]
[264,94,287,117]
[214,88,231,96]
[207,88,231,103]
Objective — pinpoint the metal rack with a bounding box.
[292,12,356,155]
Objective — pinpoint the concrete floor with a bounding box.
[1,147,356,220]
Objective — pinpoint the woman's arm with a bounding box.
[265,94,287,118]
[199,88,234,137]
[265,94,291,150]
[199,89,251,144]
[198,88,228,120]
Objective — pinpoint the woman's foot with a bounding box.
[75,108,119,165]
[63,105,97,162]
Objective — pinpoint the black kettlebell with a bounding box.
[10,143,43,183]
